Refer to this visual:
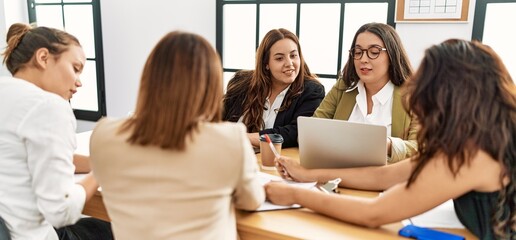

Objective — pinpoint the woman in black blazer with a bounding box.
[223,28,325,148]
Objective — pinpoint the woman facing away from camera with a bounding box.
[223,28,325,148]
[89,31,265,239]
[267,39,515,239]
[314,22,417,163]
[0,23,112,239]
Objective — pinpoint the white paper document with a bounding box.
[402,200,465,229]
[75,130,93,156]
[255,171,317,211]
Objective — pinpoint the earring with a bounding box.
[266,66,269,70]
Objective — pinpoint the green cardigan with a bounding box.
[313,79,418,163]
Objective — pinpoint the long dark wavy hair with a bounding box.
[224,28,318,132]
[340,22,412,90]
[405,39,516,238]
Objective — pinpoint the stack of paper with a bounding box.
[402,200,465,229]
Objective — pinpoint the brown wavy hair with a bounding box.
[120,31,223,150]
[2,23,80,75]
[405,39,516,238]
[340,22,412,90]
[224,28,318,132]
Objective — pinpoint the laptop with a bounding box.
[297,116,387,169]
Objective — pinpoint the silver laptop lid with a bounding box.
[298,116,387,169]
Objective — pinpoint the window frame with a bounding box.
[216,0,396,80]
[27,0,106,121]
[472,0,516,41]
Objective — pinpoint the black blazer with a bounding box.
[223,75,325,148]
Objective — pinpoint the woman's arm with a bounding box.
[267,152,497,228]
[247,132,260,147]
[389,115,419,163]
[73,154,91,173]
[313,79,343,119]
[389,89,419,163]
[21,99,88,227]
[234,125,266,210]
[276,156,414,191]
[76,173,99,202]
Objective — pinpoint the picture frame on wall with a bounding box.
[395,0,470,22]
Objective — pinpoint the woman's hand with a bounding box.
[275,156,317,182]
[264,181,297,206]
[386,137,392,157]
[73,154,91,173]
[247,132,260,147]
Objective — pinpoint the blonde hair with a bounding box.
[120,31,223,150]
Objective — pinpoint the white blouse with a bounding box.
[348,80,394,136]
[263,86,290,129]
[0,77,85,240]
[237,85,290,130]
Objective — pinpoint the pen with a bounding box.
[264,134,280,159]
[264,134,292,179]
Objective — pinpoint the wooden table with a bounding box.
[82,147,477,239]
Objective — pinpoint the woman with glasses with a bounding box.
[314,22,417,163]
[223,28,325,149]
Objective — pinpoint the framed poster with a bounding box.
[396,0,470,22]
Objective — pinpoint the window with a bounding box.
[472,0,516,81]
[216,0,395,93]
[27,0,106,121]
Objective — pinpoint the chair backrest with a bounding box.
[0,216,11,240]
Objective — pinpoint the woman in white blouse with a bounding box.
[0,23,112,240]
[313,22,418,163]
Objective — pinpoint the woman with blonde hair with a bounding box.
[90,31,265,239]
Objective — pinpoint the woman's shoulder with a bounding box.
[234,69,254,78]
[302,78,327,96]
[228,70,253,85]
[202,121,246,134]
[303,78,324,90]
[17,86,74,120]
[91,117,126,139]
[225,70,253,99]
[197,122,249,149]
[4,77,66,104]
[95,117,124,128]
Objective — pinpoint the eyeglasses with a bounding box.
[349,46,387,60]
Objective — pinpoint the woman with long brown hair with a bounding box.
[267,39,515,239]
[90,31,265,239]
[223,28,325,148]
